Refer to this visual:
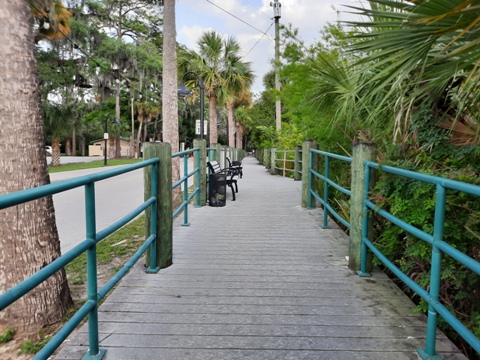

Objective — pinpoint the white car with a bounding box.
[45,146,52,156]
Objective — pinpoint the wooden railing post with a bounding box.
[301,140,317,208]
[264,148,271,170]
[294,145,301,181]
[216,144,222,166]
[144,143,173,269]
[194,139,207,207]
[349,142,376,272]
[270,148,277,175]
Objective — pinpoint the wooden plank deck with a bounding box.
[55,156,466,360]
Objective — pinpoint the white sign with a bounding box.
[195,120,208,135]
[103,132,109,140]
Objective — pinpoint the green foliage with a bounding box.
[372,150,480,357]
[21,336,51,354]
[0,328,15,344]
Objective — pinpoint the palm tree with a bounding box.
[348,0,480,143]
[162,0,181,212]
[228,88,253,148]
[224,52,254,148]
[180,31,253,145]
[0,0,72,335]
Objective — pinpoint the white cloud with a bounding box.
[175,0,367,93]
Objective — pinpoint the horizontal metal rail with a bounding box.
[360,161,480,358]
[0,147,203,360]
[309,149,352,229]
[172,148,201,225]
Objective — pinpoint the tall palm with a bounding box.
[224,51,254,147]
[0,0,72,335]
[228,88,253,148]
[349,0,480,140]
[181,31,252,145]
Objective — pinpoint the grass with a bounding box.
[0,329,15,344]
[48,158,142,173]
[65,215,146,285]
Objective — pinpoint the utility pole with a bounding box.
[271,0,282,132]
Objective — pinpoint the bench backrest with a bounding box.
[207,160,222,174]
[226,156,242,167]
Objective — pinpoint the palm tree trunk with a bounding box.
[65,137,71,156]
[72,127,76,156]
[115,81,121,158]
[51,136,62,166]
[237,123,243,150]
[227,101,235,147]
[162,0,181,199]
[209,94,218,144]
[0,0,72,335]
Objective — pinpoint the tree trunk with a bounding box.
[162,0,181,198]
[130,97,135,158]
[80,137,85,156]
[227,101,235,147]
[136,113,144,158]
[71,127,76,156]
[65,137,71,156]
[237,123,243,150]
[115,80,121,158]
[0,0,72,335]
[51,136,62,166]
[209,94,218,144]
[108,137,115,159]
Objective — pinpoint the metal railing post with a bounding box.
[182,153,190,226]
[322,156,330,228]
[301,140,316,208]
[83,182,106,359]
[418,185,446,359]
[146,160,160,272]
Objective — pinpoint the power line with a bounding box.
[243,22,274,59]
[206,0,273,41]
[243,0,272,20]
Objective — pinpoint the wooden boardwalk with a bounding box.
[56,157,465,360]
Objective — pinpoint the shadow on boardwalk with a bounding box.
[56,157,465,360]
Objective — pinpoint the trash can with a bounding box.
[208,173,226,207]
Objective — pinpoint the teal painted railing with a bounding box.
[172,148,201,225]
[359,162,480,359]
[308,149,352,229]
[0,148,201,360]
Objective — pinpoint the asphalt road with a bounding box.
[51,158,194,253]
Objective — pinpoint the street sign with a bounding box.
[195,120,208,135]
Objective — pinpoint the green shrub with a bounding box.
[0,328,15,344]
[371,149,480,358]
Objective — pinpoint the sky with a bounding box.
[175,0,367,94]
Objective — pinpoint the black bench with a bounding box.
[226,156,243,178]
[207,160,241,201]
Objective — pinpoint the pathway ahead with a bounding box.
[56,157,465,360]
